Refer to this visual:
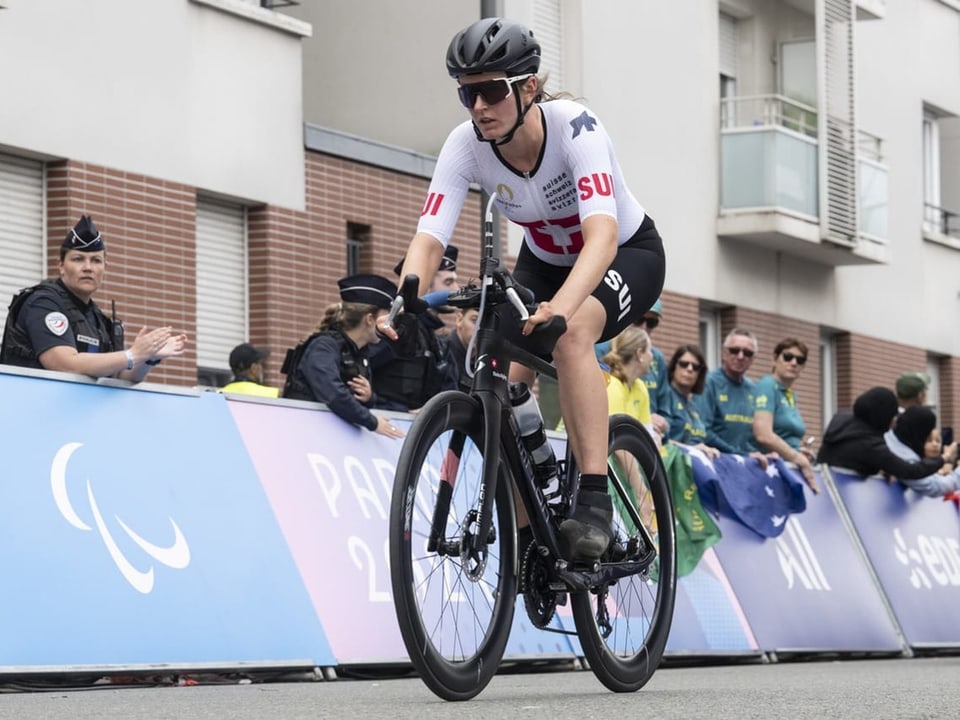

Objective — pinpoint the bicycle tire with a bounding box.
[389,390,517,701]
[570,413,677,693]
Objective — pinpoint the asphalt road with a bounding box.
[1,656,957,720]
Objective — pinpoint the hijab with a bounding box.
[853,386,899,433]
[893,406,937,458]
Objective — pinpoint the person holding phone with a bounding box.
[883,406,960,497]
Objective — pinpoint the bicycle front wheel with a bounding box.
[389,391,517,701]
[571,414,677,693]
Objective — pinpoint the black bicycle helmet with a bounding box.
[446,17,541,78]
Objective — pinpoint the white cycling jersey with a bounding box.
[416,99,647,267]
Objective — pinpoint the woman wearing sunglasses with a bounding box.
[389,17,666,562]
[752,338,819,493]
[662,345,719,458]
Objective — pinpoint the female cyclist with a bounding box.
[387,17,666,561]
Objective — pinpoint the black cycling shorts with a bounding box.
[513,214,666,343]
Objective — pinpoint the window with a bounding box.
[698,309,720,371]
[926,355,942,418]
[195,198,247,386]
[719,12,738,128]
[923,108,960,239]
[346,222,370,275]
[819,332,837,428]
[923,109,943,233]
[534,0,565,93]
[0,153,44,335]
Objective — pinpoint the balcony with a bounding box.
[923,203,960,250]
[718,95,889,266]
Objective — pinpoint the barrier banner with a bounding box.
[709,469,903,653]
[0,375,333,668]
[227,400,576,664]
[828,468,960,648]
[666,548,759,654]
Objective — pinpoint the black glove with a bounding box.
[390,312,422,359]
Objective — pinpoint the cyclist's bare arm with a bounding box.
[399,232,445,296]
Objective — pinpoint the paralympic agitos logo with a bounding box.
[51,442,191,594]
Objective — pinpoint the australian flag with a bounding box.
[685,449,807,538]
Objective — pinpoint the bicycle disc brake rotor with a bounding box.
[459,509,490,581]
[522,541,559,628]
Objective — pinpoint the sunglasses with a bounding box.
[677,359,703,372]
[456,73,534,108]
[726,346,755,358]
[637,316,660,330]
[781,351,807,365]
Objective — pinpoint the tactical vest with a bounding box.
[374,319,447,410]
[280,327,368,401]
[0,279,116,369]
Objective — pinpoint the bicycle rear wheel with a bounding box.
[389,391,517,701]
[570,414,676,692]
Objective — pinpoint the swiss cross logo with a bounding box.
[515,215,583,255]
[421,192,445,217]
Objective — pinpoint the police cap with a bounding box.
[393,245,458,276]
[337,274,397,309]
[62,215,105,252]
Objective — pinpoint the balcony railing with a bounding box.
[924,203,960,239]
[720,94,818,138]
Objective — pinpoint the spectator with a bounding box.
[601,325,657,443]
[895,371,929,410]
[884,406,960,497]
[281,274,404,438]
[441,306,478,391]
[701,328,769,467]
[817,387,943,481]
[636,300,670,436]
[219,343,279,397]
[662,345,718,457]
[0,215,187,380]
[753,337,818,492]
[597,299,668,436]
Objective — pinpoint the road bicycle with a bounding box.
[387,200,676,701]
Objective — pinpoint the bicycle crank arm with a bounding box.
[555,558,655,592]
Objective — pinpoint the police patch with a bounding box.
[44,312,69,336]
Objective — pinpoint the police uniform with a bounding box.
[371,247,458,411]
[282,274,397,431]
[0,216,118,368]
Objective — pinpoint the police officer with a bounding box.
[281,274,404,438]
[0,215,187,380]
[219,343,279,397]
[369,246,459,411]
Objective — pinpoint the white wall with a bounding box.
[0,0,308,209]
[284,0,476,158]
[837,0,960,354]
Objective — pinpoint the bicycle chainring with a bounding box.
[522,541,559,628]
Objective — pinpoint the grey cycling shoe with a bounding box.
[559,490,613,562]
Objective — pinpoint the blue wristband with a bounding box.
[124,350,134,370]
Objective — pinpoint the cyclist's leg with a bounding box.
[554,298,616,559]
[558,230,665,561]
